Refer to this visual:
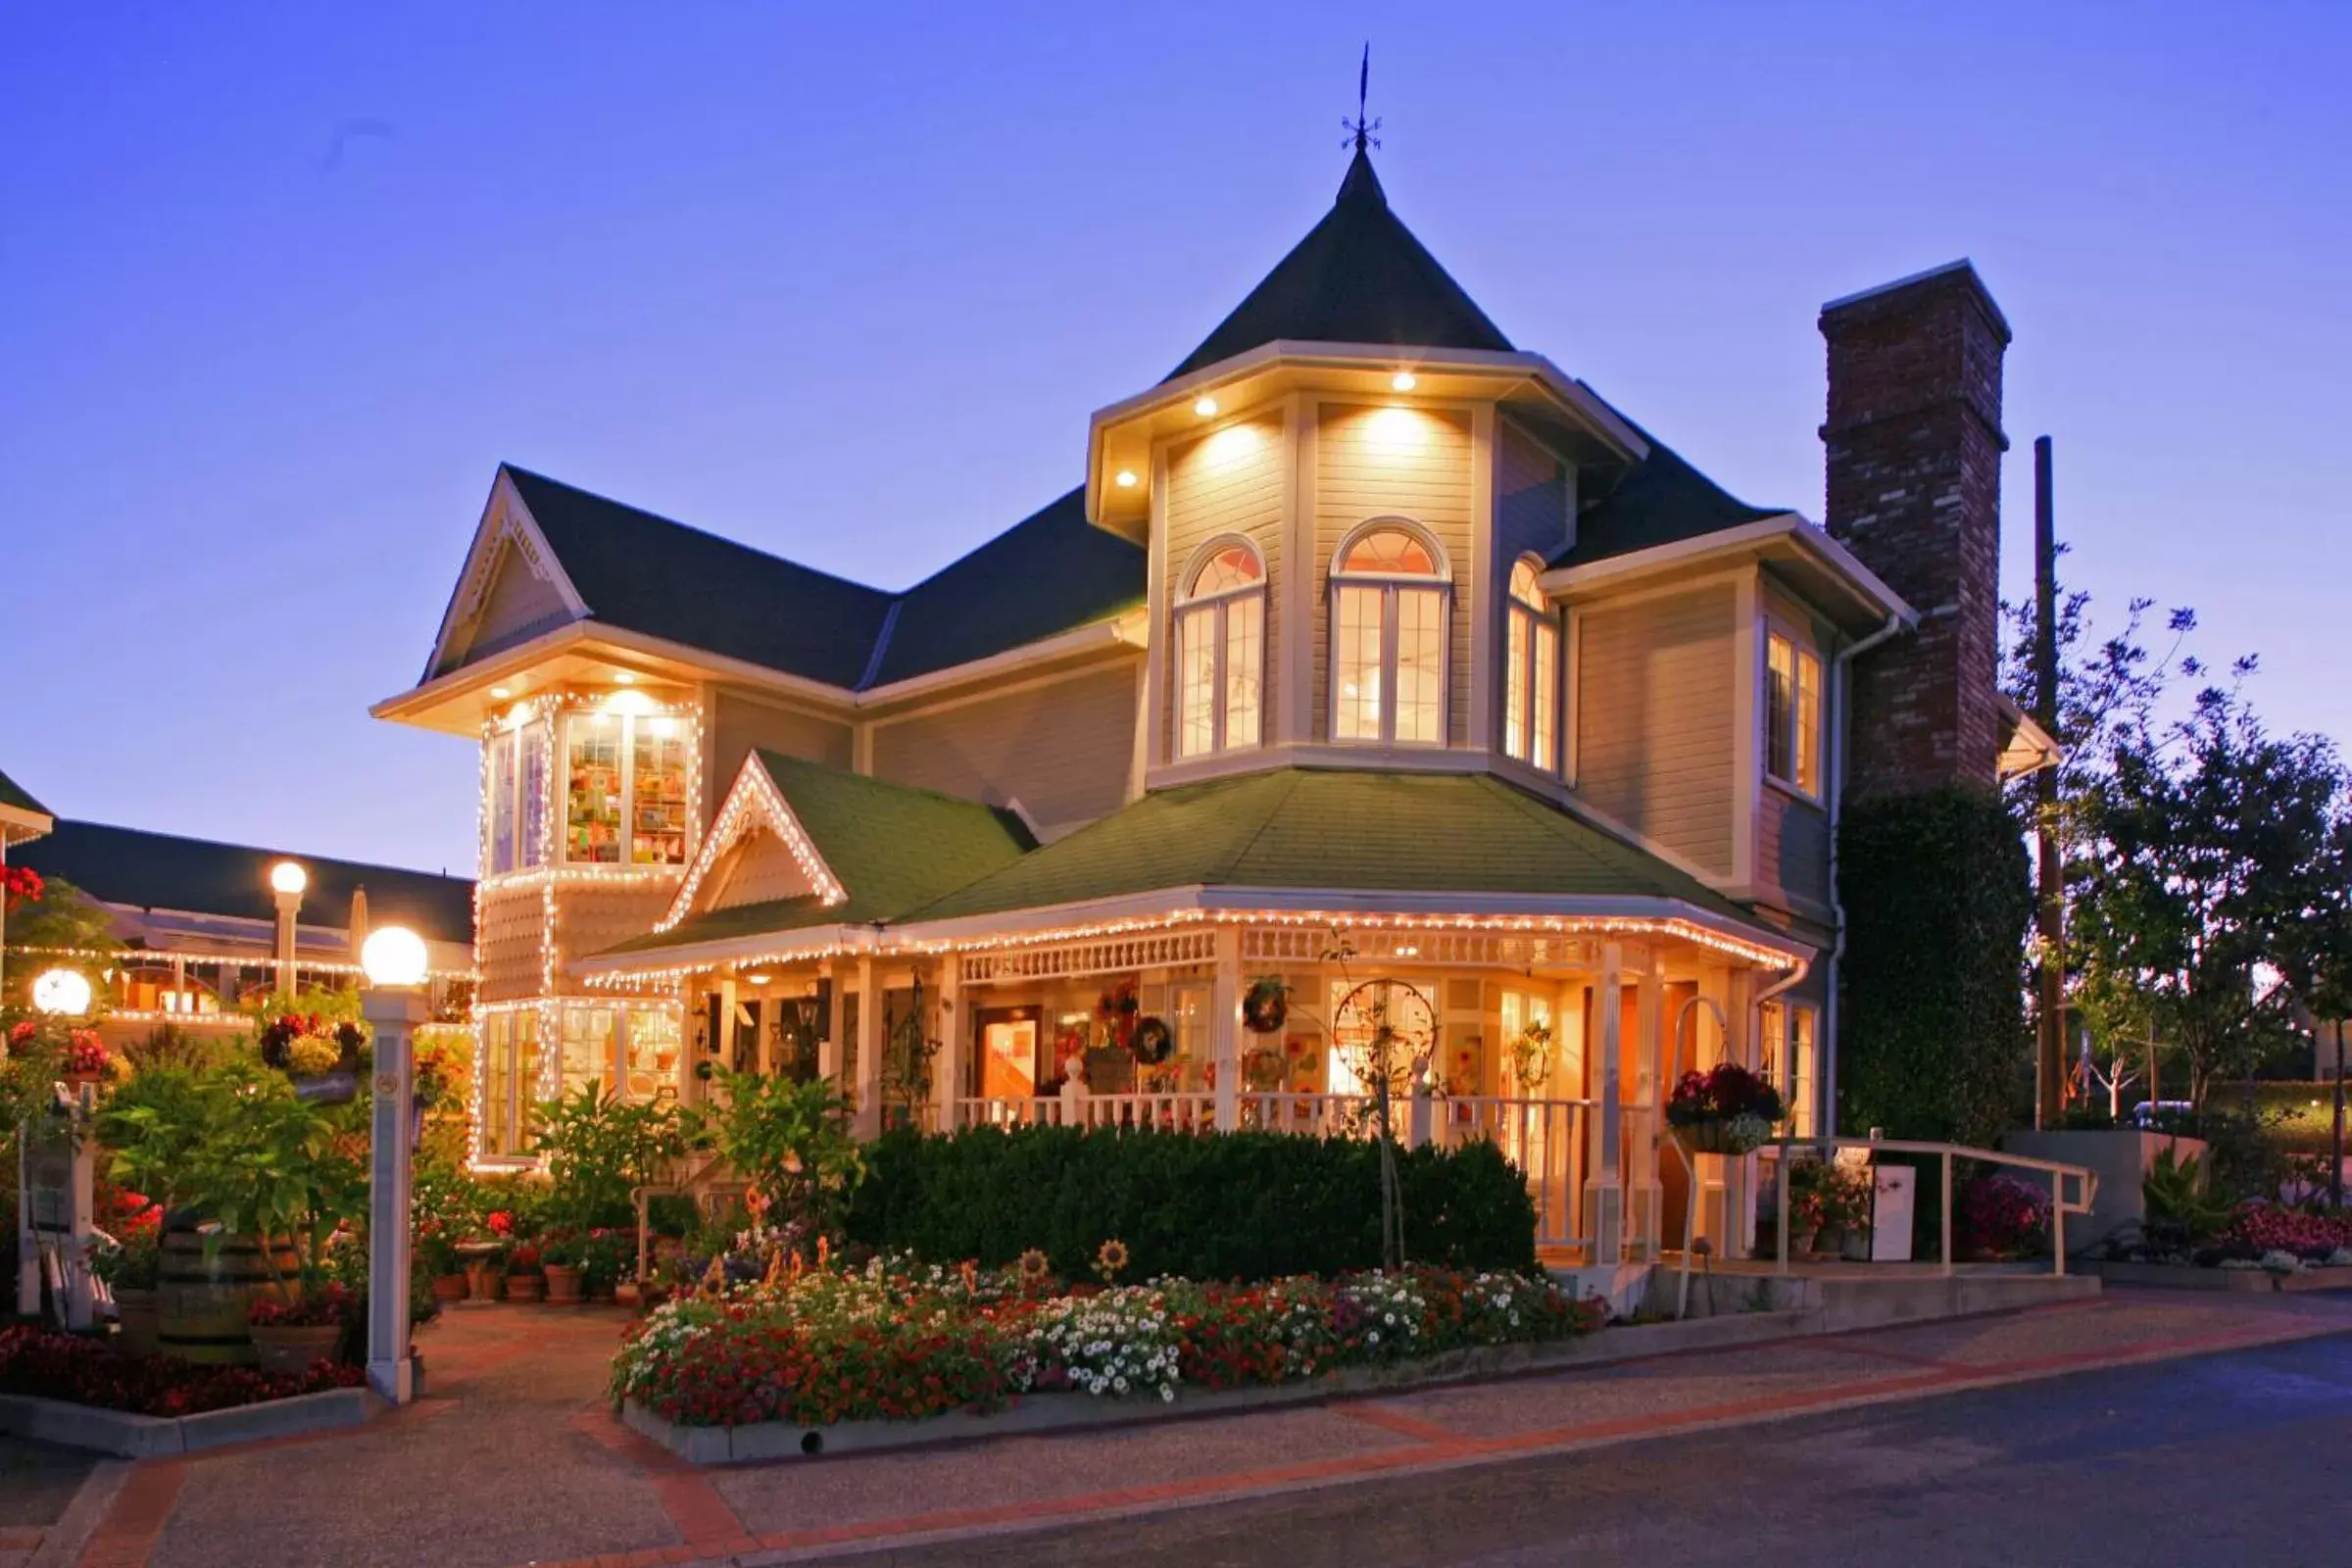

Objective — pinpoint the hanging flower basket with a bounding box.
[1665,1064,1785,1157]
[1130,1016,1174,1065]
[1242,976,1289,1035]
[1671,1115,1772,1157]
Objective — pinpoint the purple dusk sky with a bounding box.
[4,3,2345,879]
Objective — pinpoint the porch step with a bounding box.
[1642,1264,2100,1331]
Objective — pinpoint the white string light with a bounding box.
[656,756,845,931]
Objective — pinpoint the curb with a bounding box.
[0,1388,376,1458]
[2088,1260,2352,1294]
[624,1310,1826,1463]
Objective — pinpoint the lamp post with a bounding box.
[360,925,427,1404]
[24,967,99,1324]
[270,859,308,998]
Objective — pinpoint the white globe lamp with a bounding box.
[360,925,429,989]
[31,967,94,1017]
[269,860,309,896]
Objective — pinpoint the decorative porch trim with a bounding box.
[959,928,1218,985]
[655,753,848,932]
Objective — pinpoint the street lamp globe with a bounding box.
[31,967,93,1017]
[269,860,309,897]
[360,926,428,989]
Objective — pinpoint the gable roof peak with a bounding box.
[1336,144,1386,209]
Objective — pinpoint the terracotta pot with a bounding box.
[542,1264,585,1304]
[250,1322,344,1376]
[505,1271,545,1303]
[114,1287,162,1357]
[431,1274,468,1304]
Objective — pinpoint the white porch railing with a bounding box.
[954,1093,1217,1133]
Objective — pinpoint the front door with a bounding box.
[974,1006,1042,1103]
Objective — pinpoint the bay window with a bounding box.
[1331,521,1448,746]
[1174,541,1265,759]
[481,720,549,877]
[563,708,692,865]
[1766,628,1823,798]
[1503,558,1558,771]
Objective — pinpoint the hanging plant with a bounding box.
[1242,975,1289,1035]
[1095,980,1140,1051]
[1130,1016,1174,1066]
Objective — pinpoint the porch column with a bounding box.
[1727,970,1759,1257]
[819,964,845,1084]
[711,975,737,1107]
[1210,928,1241,1131]
[1584,942,1624,1262]
[853,956,883,1139]
[1630,953,1665,1261]
[934,958,962,1132]
[1693,963,1734,1252]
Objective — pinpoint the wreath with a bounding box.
[1130,1016,1174,1065]
[1096,980,1140,1051]
[1242,976,1289,1035]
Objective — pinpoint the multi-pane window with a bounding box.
[1503,559,1558,771]
[482,721,549,877]
[481,1008,542,1159]
[1174,542,1265,759]
[1331,522,1448,746]
[1765,629,1823,797]
[1759,1001,1819,1138]
[564,709,692,865]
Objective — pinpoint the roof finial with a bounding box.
[1343,43,1381,154]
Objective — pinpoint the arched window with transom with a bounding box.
[1329,519,1449,746]
[1173,538,1265,759]
[1503,557,1558,772]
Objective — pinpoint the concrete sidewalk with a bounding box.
[24,1288,2352,1568]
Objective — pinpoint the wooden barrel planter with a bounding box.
[157,1226,299,1364]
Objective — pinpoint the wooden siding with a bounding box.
[711,690,854,798]
[706,827,817,912]
[1757,786,1832,907]
[466,541,574,657]
[550,879,675,990]
[1574,584,1738,876]
[1162,412,1286,759]
[1312,404,1476,744]
[869,661,1140,838]
[476,881,547,1004]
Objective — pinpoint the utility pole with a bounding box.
[2034,436,2066,1128]
[2332,1018,2345,1210]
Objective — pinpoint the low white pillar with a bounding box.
[933,960,962,1132]
[273,888,302,998]
[1585,943,1625,1262]
[18,1100,96,1327]
[1631,956,1666,1260]
[364,984,425,1405]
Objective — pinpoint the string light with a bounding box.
[10,944,474,981]
[656,755,845,931]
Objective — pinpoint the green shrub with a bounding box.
[844,1126,1538,1280]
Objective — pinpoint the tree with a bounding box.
[2071,682,2345,1105]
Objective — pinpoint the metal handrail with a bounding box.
[1766,1134,2098,1279]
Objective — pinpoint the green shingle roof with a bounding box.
[909,768,1752,925]
[597,751,1034,955]
[1168,149,1514,380]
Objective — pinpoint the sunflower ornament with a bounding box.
[1094,1237,1130,1285]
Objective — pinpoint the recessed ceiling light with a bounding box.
[1391,370,1417,392]
[1114,469,1138,489]
[489,686,512,700]
[1193,395,1218,417]
[614,671,637,685]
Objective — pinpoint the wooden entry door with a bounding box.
[974,1006,1042,1102]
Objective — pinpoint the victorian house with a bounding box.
[374,146,2038,1262]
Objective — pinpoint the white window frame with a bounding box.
[559,708,695,867]
[1758,1000,1819,1138]
[1503,556,1559,773]
[1328,517,1452,748]
[482,718,549,878]
[1172,536,1267,760]
[1764,624,1824,802]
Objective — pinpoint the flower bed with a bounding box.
[612,1256,1597,1430]
[0,1326,364,1418]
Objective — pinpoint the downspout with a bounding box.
[1822,612,1908,1137]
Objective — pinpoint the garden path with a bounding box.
[25,1287,2352,1568]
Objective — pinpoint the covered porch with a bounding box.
[584,900,1811,1266]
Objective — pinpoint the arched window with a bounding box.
[1503,558,1558,772]
[1174,539,1265,758]
[1330,520,1449,746]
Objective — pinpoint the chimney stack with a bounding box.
[1819,260,2012,800]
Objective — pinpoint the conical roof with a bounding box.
[1166,148,1514,380]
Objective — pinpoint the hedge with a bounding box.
[844,1125,1540,1280]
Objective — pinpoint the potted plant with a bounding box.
[505,1243,545,1302]
[90,1191,166,1356]
[541,1235,585,1304]
[246,1282,353,1374]
[1785,1157,1834,1256]
[581,1228,634,1303]
[1666,1063,1785,1156]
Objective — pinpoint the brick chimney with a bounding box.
[1819,260,2011,800]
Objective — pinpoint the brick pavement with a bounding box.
[31,1287,2352,1568]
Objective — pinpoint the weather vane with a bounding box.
[1343,43,1381,153]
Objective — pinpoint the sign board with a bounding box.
[1871,1165,1918,1262]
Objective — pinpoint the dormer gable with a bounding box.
[424,468,589,680]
